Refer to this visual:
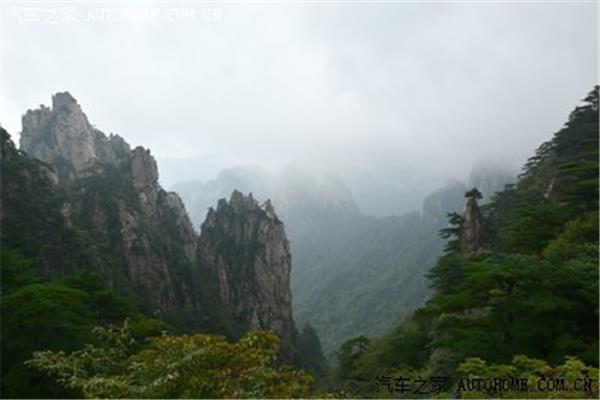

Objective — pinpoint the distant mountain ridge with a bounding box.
[172,159,515,353]
[329,86,599,398]
[172,163,360,240]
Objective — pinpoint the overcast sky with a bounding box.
[1,1,597,213]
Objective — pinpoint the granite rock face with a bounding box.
[197,190,294,344]
[18,92,297,341]
[131,147,159,189]
[171,163,360,241]
[19,92,198,318]
[21,92,130,183]
[461,195,483,253]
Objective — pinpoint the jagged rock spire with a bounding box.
[197,190,294,344]
[20,91,131,184]
[18,93,198,318]
[264,199,277,218]
[461,188,483,253]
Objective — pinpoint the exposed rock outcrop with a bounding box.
[131,146,159,189]
[171,163,360,240]
[19,92,198,319]
[17,92,305,352]
[197,190,294,344]
[460,189,483,253]
[20,92,130,184]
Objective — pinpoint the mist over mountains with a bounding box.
[2,93,335,397]
[169,158,516,352]
[163,158,517,219]
[1,0,597,396]
[3,86,597,398]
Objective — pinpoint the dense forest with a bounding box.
[0,120,323,398]
[173,162,491,355]
[1,86,598,399]
[329,86,599,398]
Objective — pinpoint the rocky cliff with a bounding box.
[20,92,130,184]
[17,92,299,342]
[197,190,294,344]
[171,163,360,241]
[461,190,483,253]
[1,126,99,279]
[19,92,199,323]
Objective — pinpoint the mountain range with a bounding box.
[170,156,515,353]
[1,92,325,397]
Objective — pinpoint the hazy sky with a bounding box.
[1,1,597,213]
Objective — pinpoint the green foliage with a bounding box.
[498,202,572,254]
[70,158,217,333]
[0,243,35,293]
[427,253,464,294]
[294,211,443,353]
[331,86,599,398]
[428,254,598,366]
[0,241,164,398]
[1,128,101,278]
[337,336,370,381]
[465,188,483,200]
[542,211,599,263]
[352,312,432,380]
[457,355,599,398]
[0,268,169,398]
[438,212,465,253]
[487,86,598,254]
[27,322,313,398]
[1,280,94,398]
[332,336,372,395]
[293,324,329,378]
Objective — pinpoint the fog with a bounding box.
[1,2,597,215]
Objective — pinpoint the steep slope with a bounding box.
[171,163,359,240]
[197,191,294,345]
[172,163,513,353]
[486,86,599,254]
[19,92,201,326]
[1,125,317,396]
[291,180,469,353]
[1,127,98,278]
[172,165,277,232]
[16,92,302,342]
[20,92,131,184]
[333,86,599,398]
[1,127,173,398]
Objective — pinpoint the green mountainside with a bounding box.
[0,93,326,398]
[331,86,599,398]
[172,165,511,354]
[1,127,173,397]
[0,86,597,398]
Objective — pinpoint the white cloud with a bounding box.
[1,1,597,212]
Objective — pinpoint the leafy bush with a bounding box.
[27,322,313,398]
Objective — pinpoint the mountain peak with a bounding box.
[51,91,80,112]
[131,146,159,189]
[20,92,131,184]
[198,190,293,344]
